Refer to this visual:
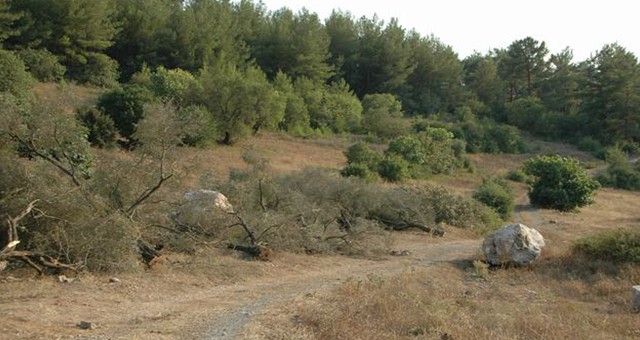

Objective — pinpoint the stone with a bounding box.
[76,321,95,330]
[57,275,75,283]
[109,277,121,283]
[633,286,640,312]
[483,223,545,266]
[183,190,234,213]
[174,190,234,227]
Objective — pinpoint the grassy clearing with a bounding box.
[248,257,640,340]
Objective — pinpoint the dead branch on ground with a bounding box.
[1,200,78,274]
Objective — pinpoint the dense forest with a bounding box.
[1,0,639,149]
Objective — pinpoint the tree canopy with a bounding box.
[0,1,638,148]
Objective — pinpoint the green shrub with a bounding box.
[340,163,378,182]
[523,155,600,211]
[505,96,547,133]
[596,147,640,190]
[386,129,462,176]
[473,177,514,219]
[0,48,33,99]
[76,106,117,147]
[422,186,500,230]
[459,119,526,154]
[361,93,409,140]
[378,154,411,182]
[72,53,119,87]
[344,142,382,167]
[506,168,528,182]
[16,48,66,82]
[149,66,197,104]
[576,136,603,155]
[175,105,217,147]
[97,85,155,142]
[573,229,640,263]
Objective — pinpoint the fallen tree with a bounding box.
[375,218,446,237]
[1,200,78,274]
[225,213,272,261]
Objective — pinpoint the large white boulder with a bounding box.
[483,223,545,266]
[183,190,234,213]
[174,190,234,228]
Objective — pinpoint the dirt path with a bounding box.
[197,237,479,339]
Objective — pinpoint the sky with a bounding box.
[258,0,639,62]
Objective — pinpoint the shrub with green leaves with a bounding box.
[76,106,117,148]
[523,155,600,211]
[344,142,382,167]
[473,177,514,219]
[387,128,464,176]
[340,163,378,182]
[70,53,119,87]
[573,229,640,263]
[149,66,197,104]
[17,48,66,82]
[0,48,33,99]
[422,186,501,231]
[378,154,411,182]
[341,142,383,181]
[361,93,408,140]
[97,85,155,142]
[506,168,528,182]
[596,147,640,190]
[576,136,603,155]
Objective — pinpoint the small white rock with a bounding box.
[632,285,640,312]
[57,275,75,283]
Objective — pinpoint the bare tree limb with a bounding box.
[226,213,257,245]
[126,145,173,215]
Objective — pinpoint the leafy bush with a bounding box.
[70,53,119,88]
[361,93,409,140]
[340,163,379,182]
[576,136,604,156]
[148,66,197,104]
[97,85,155,142]
[523,155,600,211]
[573,229,640,263]
[0,48,33,99]
[444,118,526,154]
[505,96,547,133]
[76,106,117,148]
[71,53,119,87]
[473,177,514,219]
[596,147,640,190]
[344,142,382,167]
[175,105,217,147]
[422,186,501,231]
[386,128,462,176]
[16,48,66,82]
[378,154,411,182]
[506,168,528,182]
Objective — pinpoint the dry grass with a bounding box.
[248,260,640,340]
[168,133,351,189]
[243,144,640,340]
[32,82,104,113]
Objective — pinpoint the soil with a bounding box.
[0,231,482,340]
